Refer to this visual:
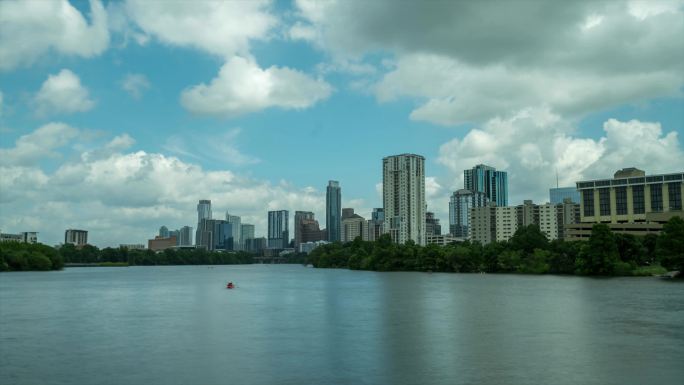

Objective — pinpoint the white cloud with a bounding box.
[293,0,684,125]
[34,69,95,115]
[121,73,150,99]
[163,128,259,166]
[0,122,79,166]
[123,0,276,57]
[374,53,682,126]
[0,0,109,71]
[0,124,354,247]
[181,56,333,117]
[437,108,683,205]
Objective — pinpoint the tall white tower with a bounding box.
[382,154,426,245]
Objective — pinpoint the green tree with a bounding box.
[576,224,620,275]
[657,216,684,272]
[509,225,549,256]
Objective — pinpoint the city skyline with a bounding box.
[1,1,683,247]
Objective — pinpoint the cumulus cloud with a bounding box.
[121,73,150,99]
[375,54,682,126]
[0,0,109,71]
[0,124,348,247]
[437,109,683,205]
[293,0,684,125]
[0,122,79,166]
[123,0,275,57]
[181,56,332,117]
[34,69,95,115]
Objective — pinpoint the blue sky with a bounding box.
[1,0,683,247]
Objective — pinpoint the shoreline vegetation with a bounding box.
[1,218,681,277]
[308,218,683,278]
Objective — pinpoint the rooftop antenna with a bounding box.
[555,168,559,188]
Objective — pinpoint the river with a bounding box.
[1,265,682,385]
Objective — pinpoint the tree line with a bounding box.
[0,243,255,272]
[307,217,684,276]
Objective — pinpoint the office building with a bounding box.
[196,218,218,250]
[148,236,177,251]
[119,244,145,250]
[179,226,193,246]
[326,181,341,242]
[550,187,581,204]
[426,234,463,246]
[268,210,289,249]
[383,154,426,245]
[566,168,683,239]
[0,232,38,244]
[425,212,441,236]
[294,211,315,248]
[470,200,581,244]
[65,229,88,246]
[240,224,255,249]
[449,189,488,238]
[245,237,267,254]
[341,209,368,242]
[195,199,212,246]
[215,221,234,250]
[159,226,170,238]
[226,212,242,251]
[464,164,508,207]
[367,208,385,241]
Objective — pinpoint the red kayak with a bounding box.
[226,282,235,289]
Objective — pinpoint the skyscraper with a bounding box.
[382,154,426,245]
[268,210,289,249]
[326,180,341,242]
[159,226,169,238]
[368,208,385,241]
[240,224,255,249]
[425,212,441,236]
[449,189,488,237]
[64,229,88,246]
[464,164,508,207]
[225,212,242,251]
[294,211,315,249]
[196,199,212,246]
[179,226,193,246]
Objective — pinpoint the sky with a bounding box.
[1,0,683,247]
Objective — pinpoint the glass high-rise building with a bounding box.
[179,226,193,246]
[449,189,488,237]
[268,210,289,249]
[225,212,242,251]
[240,224,255,249]
[326,181,341,242]
[195,199,212,246]
[382,154,426,245]
[549,187,581,204]
[464,164,508,207]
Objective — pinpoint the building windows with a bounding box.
[668,183,682,210]
[632,185,645,214]
[650,184,663,212]
[615,186,627,215]
[599,188,610,216]
[583,190,594,217]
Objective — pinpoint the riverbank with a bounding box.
[309,222,683,277]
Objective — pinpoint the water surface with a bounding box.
[1,265,682,385]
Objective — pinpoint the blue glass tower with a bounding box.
[326,180,341,242]
[464,164,508,206]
